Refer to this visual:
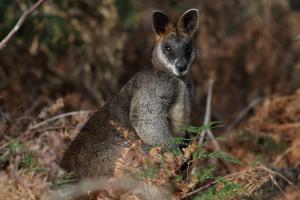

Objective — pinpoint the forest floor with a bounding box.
[1,90,300,200]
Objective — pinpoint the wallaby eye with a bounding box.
[164,44,171,51]
[185,44,192,53]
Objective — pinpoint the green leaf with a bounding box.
[10,140,24,153]
[171,148,183,157]
[171,137,191,145]
[194,188,215,200]
[197,166,216,183]
[217,179,242,199]
[139,165,159,180]
[21,151,36,169]
[208,151,241,164]
[191,148,207,162]
[184,121,223,135]
[175,175,183,182]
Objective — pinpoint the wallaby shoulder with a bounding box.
[129,68,193,144]
[109,68,183,125]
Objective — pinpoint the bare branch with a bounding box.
[182,170,243,199]
[28,111,91,131]
[225,97,262,133]
[181,180,217,199]
[184,165,298,199]
[261,166,295,187]
[198,79,221,150]
[190,79,226,176]
[0,0,47,50]
[272,143,300,166]
[199,79,214,145]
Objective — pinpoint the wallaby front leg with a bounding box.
[130,96,173,146]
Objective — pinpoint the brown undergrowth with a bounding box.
[1,93,300,199]
[225,91,300,199]
[0,98,91,199]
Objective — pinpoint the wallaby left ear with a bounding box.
[153,11,171,35]
[178,9,199,36]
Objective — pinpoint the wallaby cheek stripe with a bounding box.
[157,43,179,76]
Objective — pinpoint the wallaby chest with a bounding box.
[129,70,192,138]
[169,79,191,136]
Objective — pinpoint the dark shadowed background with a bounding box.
[1,0,300,124]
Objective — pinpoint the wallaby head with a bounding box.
[152,9,199,78]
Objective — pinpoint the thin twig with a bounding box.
[191,79,224,176]
[28,111,90,131]
[225,97,262,133]
[270,175,286,196]
[261,166,294,187]
[183,165,296,199]
[207,129,220,150]
[182,170,243,199]
[181,180,217,199]
[30,125,70,133]
[272,143,300,166]
[0,142,10,151]
[199,79,214,145]
[266,122,300,131]
[0,0,47,50]
[0,111,90,151]
[190,80,214,176]
[199,80,221,150]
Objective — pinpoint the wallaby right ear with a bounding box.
[152,11,171,35]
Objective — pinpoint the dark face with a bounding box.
[159,33,195,76]
[152,9,199,77]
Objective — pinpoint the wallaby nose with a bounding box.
[175,60,187,73]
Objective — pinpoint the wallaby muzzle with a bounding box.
[175,58,187,73]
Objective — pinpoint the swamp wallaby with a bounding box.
[61,9,199,178]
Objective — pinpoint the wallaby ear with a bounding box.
[178,9,199,36]
[152,11,171,35]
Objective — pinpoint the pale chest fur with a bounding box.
[169,80,191,137]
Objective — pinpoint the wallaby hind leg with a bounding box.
[61,105,133,178]
[62,127,129,178]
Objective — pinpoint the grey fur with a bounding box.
[61,9,199,178]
